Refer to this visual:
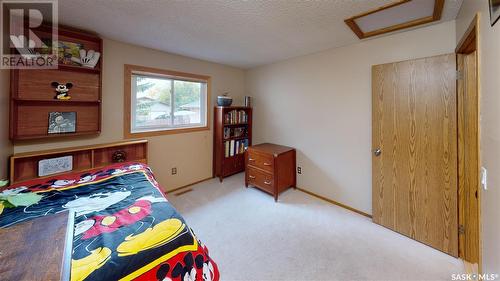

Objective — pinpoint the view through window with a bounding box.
[131,73,207,133]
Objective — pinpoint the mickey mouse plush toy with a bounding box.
[51,82,73,100]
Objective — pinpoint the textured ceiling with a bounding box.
[57,0,463,69]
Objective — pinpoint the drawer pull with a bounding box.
[249,175,256,179]
[264,180,271,185]
[263,162,271,166]
[248,158,255,161]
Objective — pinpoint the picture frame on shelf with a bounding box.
[48,112,77,134]
[38,156,73,177]
[57,41,83,66]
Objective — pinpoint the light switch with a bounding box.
[481,167,488,190]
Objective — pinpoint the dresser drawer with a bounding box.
[246,166,274,193]
[247,150,274,173]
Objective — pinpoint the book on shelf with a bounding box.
[223,126,247,140]
[229,140,235,157]
[224,138,249,158]
[224,110,248,125]
[225,141,230,157]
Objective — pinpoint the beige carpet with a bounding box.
[168,173,464,281]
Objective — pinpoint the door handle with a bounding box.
[249,175,256,179]
[264,180,271,185]
[373,148,382,157]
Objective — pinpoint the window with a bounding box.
[125,65,210,137]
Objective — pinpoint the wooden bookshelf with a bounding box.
[213,106,252,182]
[9,25,102,141]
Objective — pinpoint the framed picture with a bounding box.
[48,112,77,134]
[57,40,83,66]
[490,0,500,26]
[38,156,73,177]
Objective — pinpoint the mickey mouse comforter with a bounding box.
[0,162,219,281]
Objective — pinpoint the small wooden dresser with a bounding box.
[245,143,296,201]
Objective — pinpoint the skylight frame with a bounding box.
[344,0,445,39]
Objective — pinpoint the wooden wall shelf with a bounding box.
[57,64,101,74]
[9,25,103,141]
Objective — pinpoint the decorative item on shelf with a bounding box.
[57,41,83,66]
[217,92,232,106]
[51,82,73,100]
[112,150,127,163]
[38,155,73,177]
[71,49,101,68]
[233,127,245,137]
[223,127,231,139]
[490,0,500,26]
[48,112,76,134]
[244,96,251,107]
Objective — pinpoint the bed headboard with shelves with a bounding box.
[9,140,148,184]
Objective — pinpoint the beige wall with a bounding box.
[0,70,12,180]
[456,1,500,273]
[9,39,245,190]
[245,21,456,214]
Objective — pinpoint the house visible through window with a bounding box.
[126,66,210,137]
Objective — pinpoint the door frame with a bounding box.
[455,13,481,271]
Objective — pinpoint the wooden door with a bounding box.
[372,54,458,257]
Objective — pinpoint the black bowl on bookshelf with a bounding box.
[217,96,232,106]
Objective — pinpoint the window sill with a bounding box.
[124,125,209,139]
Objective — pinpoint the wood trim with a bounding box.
[344,18,365,39]
[433,0,445,19]
[165,176,213,194]
[125,126,210,139]
[456,13,482,271]
[456,14,479,54]
[296,187,372,218]
[123,64,211,139]
[125,64,211,82]
[463,260,479,276]
[345,0,444,39]
[173,189,193,196]
[348,0,411,19]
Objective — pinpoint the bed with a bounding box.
[1,159,219,281]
